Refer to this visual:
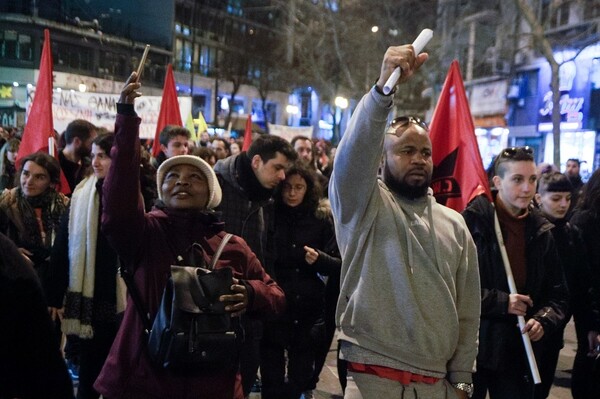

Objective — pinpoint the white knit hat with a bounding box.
[156,155,222,209]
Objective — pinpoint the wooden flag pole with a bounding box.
[493,208,541,384]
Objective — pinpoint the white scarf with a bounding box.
[62,176,99,338]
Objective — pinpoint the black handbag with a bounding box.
[122,233,241,372]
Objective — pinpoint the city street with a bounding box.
[302,320,578,399]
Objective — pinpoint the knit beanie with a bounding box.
[156,155,222,209]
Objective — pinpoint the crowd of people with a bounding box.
[0,41,599,399]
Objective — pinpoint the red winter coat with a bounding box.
[94,106,285,399]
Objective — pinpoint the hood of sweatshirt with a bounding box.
[379,182,444,277]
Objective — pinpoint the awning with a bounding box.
[473,115,506,128]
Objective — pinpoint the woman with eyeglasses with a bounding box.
[462,147,569,399]
[260,163,341,399]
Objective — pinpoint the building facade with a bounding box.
[0,0,291,137]
[437,0,600,174]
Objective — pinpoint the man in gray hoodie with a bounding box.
[330,44,480,399]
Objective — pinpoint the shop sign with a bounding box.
[469,80,507,116]
[538,91,584,123]
[0,85,15,99]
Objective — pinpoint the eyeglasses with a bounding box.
[386,116,429,136]
[283,183,307,192]
[499,146,534,159]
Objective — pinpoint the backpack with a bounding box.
[122,233,241,372]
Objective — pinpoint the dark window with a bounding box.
[52,41,93,72]
[99,51,127,77]
[19,34,32,61]
[0,30,33,61]
[584,0,600,19]
[192,95,207,119]
[1,30,17,60]
[541,0,571,28]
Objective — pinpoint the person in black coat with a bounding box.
[462,147,569,399]
[0,232,73,399]
[534,172,599,399]
[569,168,600,399]
[260,164,341,399]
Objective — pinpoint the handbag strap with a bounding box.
[119,233,235,333]
[119,260,153,334]
[209,233,233,270]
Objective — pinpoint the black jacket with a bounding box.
[272,201,340,325]
[462,195,569,371]
[0,233,73,399]
[569,209,600,334]
[214,153,274,270]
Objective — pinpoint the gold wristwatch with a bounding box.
[452,382,474,398]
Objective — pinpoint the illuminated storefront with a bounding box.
[535,44,600,175]
[469,79,509,169]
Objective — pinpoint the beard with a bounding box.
[77,145,92,158]
[383,162,430,199]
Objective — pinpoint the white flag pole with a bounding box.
[493,207,542,384]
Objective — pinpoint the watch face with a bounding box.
[454,383,474,398]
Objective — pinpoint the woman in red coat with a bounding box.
[94,72,285,399]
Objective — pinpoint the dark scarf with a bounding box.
[237,153,273,202]
[16,187,68,250]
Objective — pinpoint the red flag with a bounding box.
[152,64,183,158]
[430,60,491,212]
[242,114,253,151]
[17,29,70,195]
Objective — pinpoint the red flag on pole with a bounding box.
[152,64,183,158]
[242,114,253,151]
[430,60,491,212]
[16,29,70,195]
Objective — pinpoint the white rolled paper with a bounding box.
[48,136,55,157]
[383,28,434,95]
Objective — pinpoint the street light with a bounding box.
[371,25,379,33]
[335,96,348,109]
[286,104,299,126]
[286,104,299,115]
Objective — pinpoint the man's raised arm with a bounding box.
[330,45,428,228]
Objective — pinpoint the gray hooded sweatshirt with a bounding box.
[329,87,480,384]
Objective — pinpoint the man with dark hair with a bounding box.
[212,137,231,160]
[291,136,314,168]
[213,133,297,397]
[462,147,569,399]
[565,158,584,218]
[330,44,480,399]
[151,125,191,168]
[60,119,97,192]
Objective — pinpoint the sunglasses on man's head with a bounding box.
[386,116,429,136]
[499,146,534,159]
